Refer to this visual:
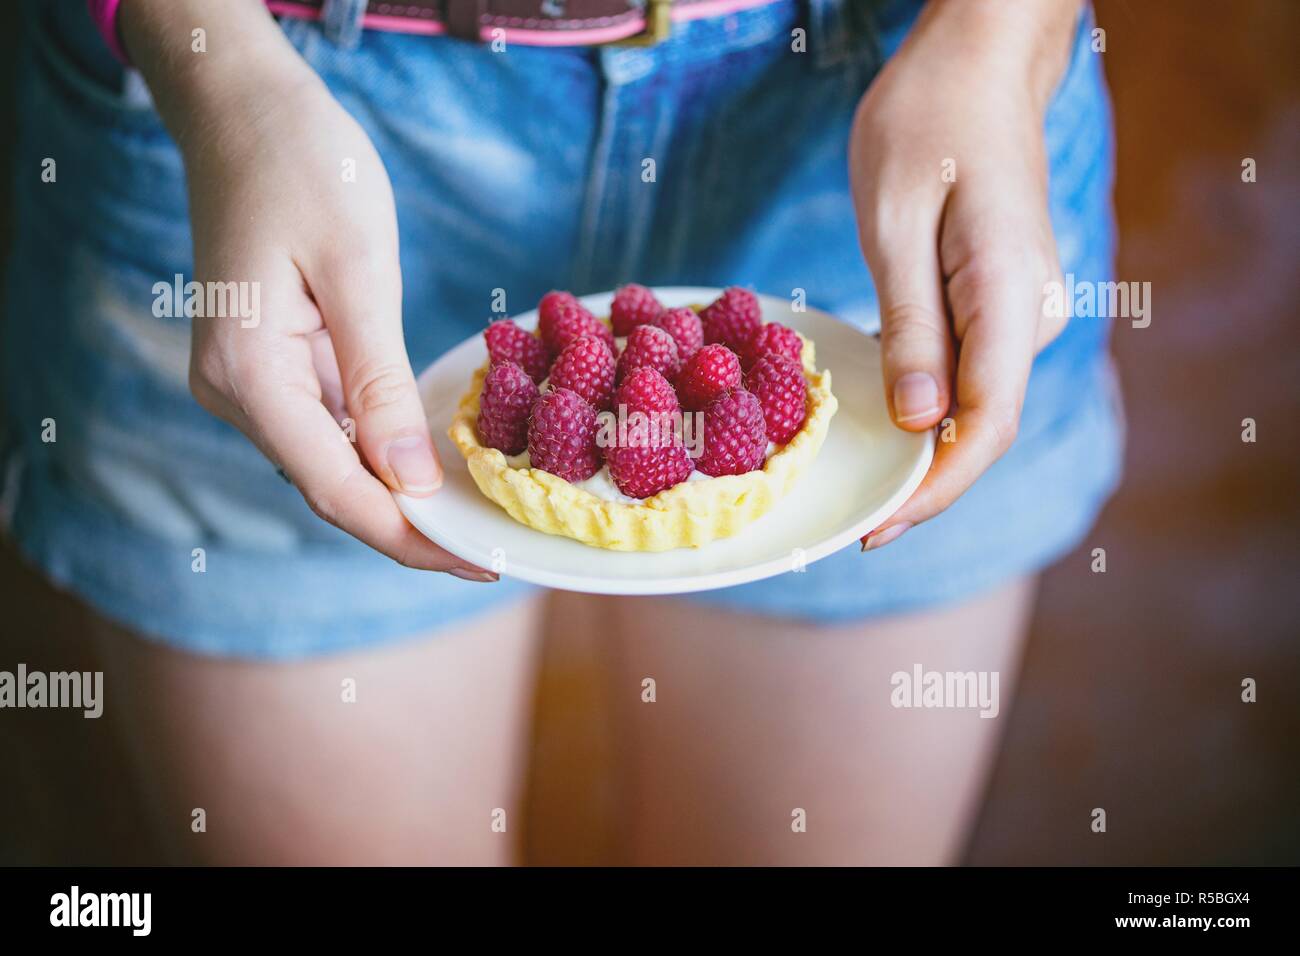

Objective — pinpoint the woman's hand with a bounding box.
[122,0,494,579]
[851,0,1081,551]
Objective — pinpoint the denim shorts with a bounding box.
[0,0,1123,658]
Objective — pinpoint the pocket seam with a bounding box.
[31,16,161,134]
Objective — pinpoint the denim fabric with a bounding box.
[0,0,1121,657]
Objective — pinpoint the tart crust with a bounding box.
[449,328,838,552]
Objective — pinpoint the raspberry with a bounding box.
[675,343,742,411]
[696,388,768,477]
[538,289,587,328]
[606,433,694,499]
[700,286,761,353]
[477,360,539,455]
[613,366,680,418]
[537,291,614,357]
[745,353,808,445]
[610,283,663,337]
[548,335,616,410]
[651,306,705,361]
[605,367,692,497]
[484,319,549,384]
[615,324,680,384]
[741,322,803,372]
[527,387,602,483]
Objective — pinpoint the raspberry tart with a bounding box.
[448,287,838,551]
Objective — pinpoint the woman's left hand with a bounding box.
[850,0,1082,551]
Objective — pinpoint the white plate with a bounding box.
[396,288,933,595]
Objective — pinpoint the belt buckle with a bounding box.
[611,0,673,46]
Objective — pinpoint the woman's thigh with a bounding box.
[84,597,544,866]
[600,576,1038,865]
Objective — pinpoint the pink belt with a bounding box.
[91,0,782,63]
[271,0,780,46]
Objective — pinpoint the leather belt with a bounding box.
[266,0,779,46]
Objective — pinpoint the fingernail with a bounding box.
[385,434,440,494]
[449,568,498,583]
[860,522,913,552]
[893,373,940,424]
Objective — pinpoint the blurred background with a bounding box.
[2,0,1297,864]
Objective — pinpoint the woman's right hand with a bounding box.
[121,0,495,580]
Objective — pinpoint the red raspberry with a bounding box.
[537,291,614,357]
[538,289,587,328]
[745,353,808,445]
[477,360,539,456]
[651,306,705,361]
[615,324,680,384]
[613,366,680,418]
[675,343,742,411]
[697,389,768,477]
[548,335,616,410]
[484,319,549,384]
[610,283,663,337]
[527,387,602,483]
[700,286,762,353]
[741,322,803,372]
[607,367,691,498]
[606,432,694,499]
